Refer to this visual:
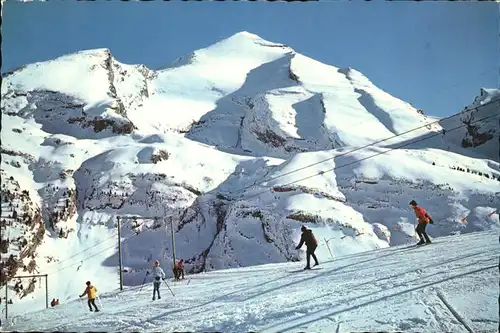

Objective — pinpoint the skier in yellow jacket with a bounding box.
[79,281,99,312]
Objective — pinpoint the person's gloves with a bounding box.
[295,246,299,250]
[429,218,434,224]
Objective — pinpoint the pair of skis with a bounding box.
[78,295,104,312]
[288,267,322,273]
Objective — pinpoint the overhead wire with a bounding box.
[222,98,500,199]
[234,111,499,202]
[38,71,499,275]
[46,99,499,275]
[48,232,118,269]
[46,216,166,275]
[47,230,140,275]
[222,68,498,197]
[45,110,498,276]
[49,242,117,275]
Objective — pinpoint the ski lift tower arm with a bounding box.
[116,215,162,291]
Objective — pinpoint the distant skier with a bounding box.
[174,259,185,281]
[295,225,319,270]
[152,260,166,300]
[50,298,60,307]
[79,281,99,312]
[410,200,433,245]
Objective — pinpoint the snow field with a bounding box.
[6,231,498,333]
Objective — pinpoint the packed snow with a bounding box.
[5,231,499,333]
[1,31,499,330]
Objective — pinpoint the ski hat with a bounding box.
[301,225,307,232]
[409,200,417,206]
[86,281,91,286]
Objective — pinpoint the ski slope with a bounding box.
[6,231,498,333]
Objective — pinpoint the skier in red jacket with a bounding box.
[410,200,433,245]
[296,225,319,270]
[173,260,185,281]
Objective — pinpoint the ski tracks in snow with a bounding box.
[259,240,497,332]
[436,290,474,333]
[8,232,498,333]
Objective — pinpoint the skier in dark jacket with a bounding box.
[410,200,433,245]
[296,225,319,270]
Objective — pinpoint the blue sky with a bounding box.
[3,1,498,117]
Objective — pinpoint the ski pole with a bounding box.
[162,279,175,297]
[79,297,86,311]
[324,238,334,260]
[138,270,150,293]
[96,295,103,309]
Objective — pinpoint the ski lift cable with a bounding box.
[236,111,499,202]
[223,98,499,198]
[52,232,118,268]
[35,107,499,277]
[46,112,498,277]
[47,232,141,275]
[46,216,159,273]
[45,215,164,275]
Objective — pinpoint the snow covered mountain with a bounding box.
[1,31,499,316]
[439,88,499,161]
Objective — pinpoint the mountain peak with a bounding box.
[159,31,282,71]
[39,47,113,65]
[214,31,290,50]
[231,31,262,39]
[2,48,113,78]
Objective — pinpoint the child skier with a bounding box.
[152,260,166,300]
[79,281,99,312]
[174,259,185,281]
